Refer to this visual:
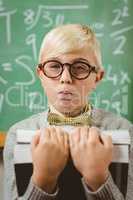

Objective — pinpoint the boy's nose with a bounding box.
[59,66,72,84]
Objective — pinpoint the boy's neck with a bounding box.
[48,104,91,117]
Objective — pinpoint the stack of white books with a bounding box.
[14,128,130,164]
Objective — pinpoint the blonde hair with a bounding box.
[39,24,102,68]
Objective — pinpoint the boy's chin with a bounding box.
[58,105,74,112]
[56,104,83,117]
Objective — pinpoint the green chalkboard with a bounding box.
[0,0,133,134]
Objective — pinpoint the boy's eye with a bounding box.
[49,64,61,69]
[72,63,89,72]
[45,61,61,70]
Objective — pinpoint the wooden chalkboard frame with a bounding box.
[0,132,6,147]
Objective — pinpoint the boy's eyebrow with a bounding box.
[70,58,93,66]
[46,57,90,63]
[72,58,90,63]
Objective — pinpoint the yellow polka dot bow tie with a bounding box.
[47,104,94,126]
[47,112,93,126]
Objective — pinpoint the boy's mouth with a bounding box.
[58,91,73,101]
[59,90,72,95]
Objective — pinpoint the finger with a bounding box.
[31,131,40,150]
[80,126,89,142]
[57,127,68,145]
[63,132,69,149]
[69,127,80,147]
[50,126,58,143]
[101,134,113,148]
[56,128,69,151]
[55,128,69,158]
[50,126,60,143]
[89,127,100,143]
[55,127,64,143]
[40,128,50,144]
[71,127,81,144]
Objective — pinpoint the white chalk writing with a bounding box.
[0,9,16,44]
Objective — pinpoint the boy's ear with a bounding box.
[36,67,40,76]
[95,69,105,83]
[36,67,44,82]
[36,67,43,79]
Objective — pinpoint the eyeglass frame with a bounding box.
[37,59,99,80]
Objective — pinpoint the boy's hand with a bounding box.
[69,126,113,191]
[31,127,69,193]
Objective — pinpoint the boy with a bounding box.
[4,24,133,200]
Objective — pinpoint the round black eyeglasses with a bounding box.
[37,60,98,80]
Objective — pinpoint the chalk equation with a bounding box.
[90,64,131,115]
[23,5,89,30]
[0,0,133,129]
